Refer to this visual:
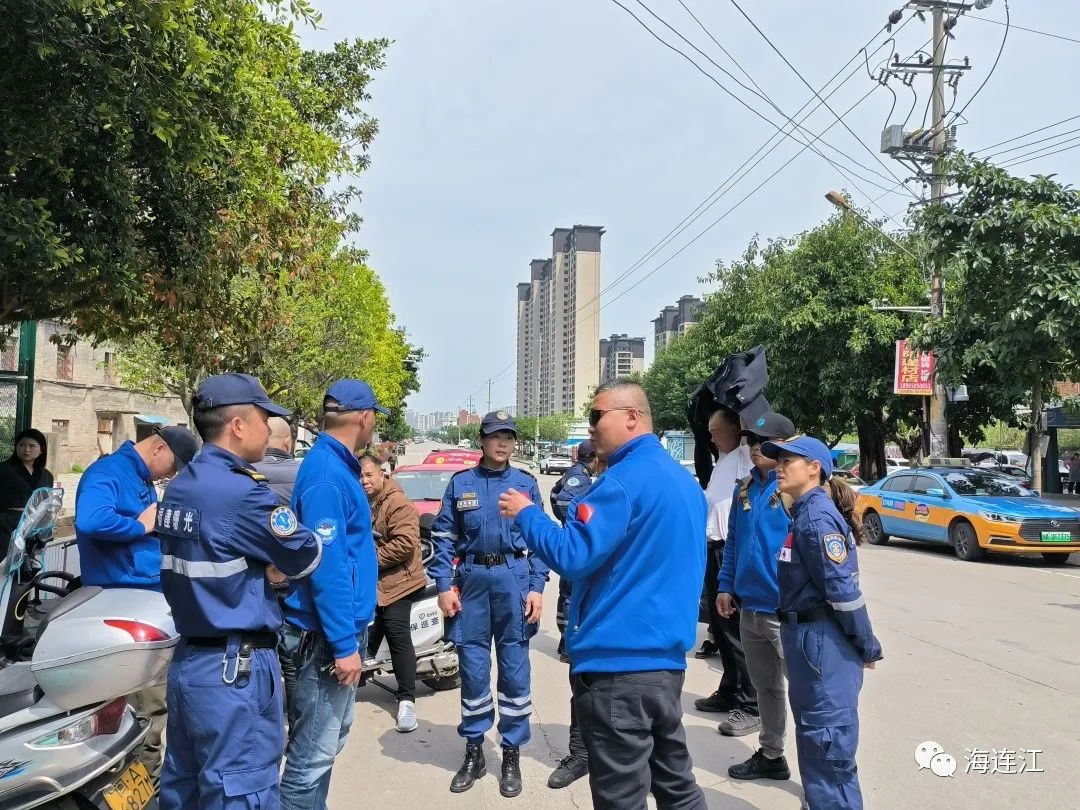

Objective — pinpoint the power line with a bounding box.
[967,14,1080,47]
[612,0,912,195]
[723,0,915,195]
[949,0,1010,125]
[999,134,1080,170]
[971,113,1080,155]
[598,84,892,315]
[982,126,1080,161]
[585,4,910,321]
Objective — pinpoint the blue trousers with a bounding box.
[781,618,864,810]
[453,556,536,747]
[278,624,368,810]
[161,640,283,810]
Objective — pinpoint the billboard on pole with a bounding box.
[894,339,934,396]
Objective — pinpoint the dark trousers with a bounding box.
[572,670,706,810]
[705,543,757,713]
[367,589,421,702]
[567,669,588,761]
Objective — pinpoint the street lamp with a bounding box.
[825,191,922,265]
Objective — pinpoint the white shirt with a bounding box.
[704,445,753,542]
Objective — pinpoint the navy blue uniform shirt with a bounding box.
[159,443,322,637]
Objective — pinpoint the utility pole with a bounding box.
[487,378,492,415]
[927,4,949,459]
[878,0,980,460]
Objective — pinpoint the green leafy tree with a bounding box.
[913,154,1080,489]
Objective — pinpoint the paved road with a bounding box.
[330,443,1080,809]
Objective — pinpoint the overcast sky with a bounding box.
[299,1,1079,413]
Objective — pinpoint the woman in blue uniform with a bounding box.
[761,436,883,810]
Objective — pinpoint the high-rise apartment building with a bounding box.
[652,294,703,354]
[516,225,603,417]
[599,334,645,383]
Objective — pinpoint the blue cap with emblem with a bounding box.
[325,379,389,415]
[480,410,517,436]
[760,435,834,478]
[193,374,291,418]
[577,439,596,461]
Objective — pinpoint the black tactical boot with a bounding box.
[450,742,486,793]
[500,746,523,798]
[547,755,589,789]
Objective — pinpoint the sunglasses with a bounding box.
[589,407,634,427]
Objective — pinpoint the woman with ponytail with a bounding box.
[759,435,883,810]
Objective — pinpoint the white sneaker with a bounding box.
[396,700,418,733]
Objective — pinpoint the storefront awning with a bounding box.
[134,414,171,426]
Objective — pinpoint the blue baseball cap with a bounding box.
[760,435,834,477]
[480,410,517,436]
[325,379,389,415]
[193,374,291,418]
[577,439,597,461]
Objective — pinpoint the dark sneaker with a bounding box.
[500,746,523,798]
[729,749,791,781]
[548,755,588,789]
[450,742,486,793]
[694,690,736,713]
[695,640,719,659]
[719,709,762,737]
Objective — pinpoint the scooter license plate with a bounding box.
[103,761,154,810]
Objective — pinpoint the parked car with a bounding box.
[393,463,471,516]
[833,469,867,491]
[540,453,573,475]
[856,463,1080,564]
[424,449,482,466]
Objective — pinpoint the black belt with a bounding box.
[469,550,527,567]
[776,606,833,625]
[185,631,278,649]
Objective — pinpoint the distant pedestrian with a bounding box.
[254,416,301,502]
[763,436,883,810]
[500,380,708,810]
[359,451,426,734]
[1068,453,1080,495]
[0,429,53,554]
[696,407,756,722]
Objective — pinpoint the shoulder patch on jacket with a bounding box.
[270,506,298,537]
[576,502,595,524]
[823,533,848,564]
[234,466,269,483]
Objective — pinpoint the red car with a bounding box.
[423,449,482,466]
[393,463,471,515]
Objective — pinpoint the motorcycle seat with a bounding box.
[0,662,42,717]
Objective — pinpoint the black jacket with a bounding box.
[0,437,54,544]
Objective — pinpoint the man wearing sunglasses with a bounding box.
[499,380,708,810]
[716,410,797,783]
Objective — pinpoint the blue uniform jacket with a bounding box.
[515,434,707,673]
[718,469,790,613]
[283,433,377,658]
[75,441,160,590]
[778,486,883,663]
[430,464,549,594]
[549,462,593,524]
[158,444,322,637]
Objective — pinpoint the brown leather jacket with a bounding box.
[369,478,426,607]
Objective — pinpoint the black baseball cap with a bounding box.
[741,410,796,440]
[155,426,199,471]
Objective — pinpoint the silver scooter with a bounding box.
[363,513,459,692]
[0,487,178,810]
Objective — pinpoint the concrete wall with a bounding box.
[31,322,188,473]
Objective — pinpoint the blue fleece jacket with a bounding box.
[283,432,377,658]
[75,441,160,590]
[717,468,790,614]
[515,433,706,673]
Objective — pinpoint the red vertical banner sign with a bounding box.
[894,340,935,396]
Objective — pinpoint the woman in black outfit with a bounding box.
[0,429,54,555]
